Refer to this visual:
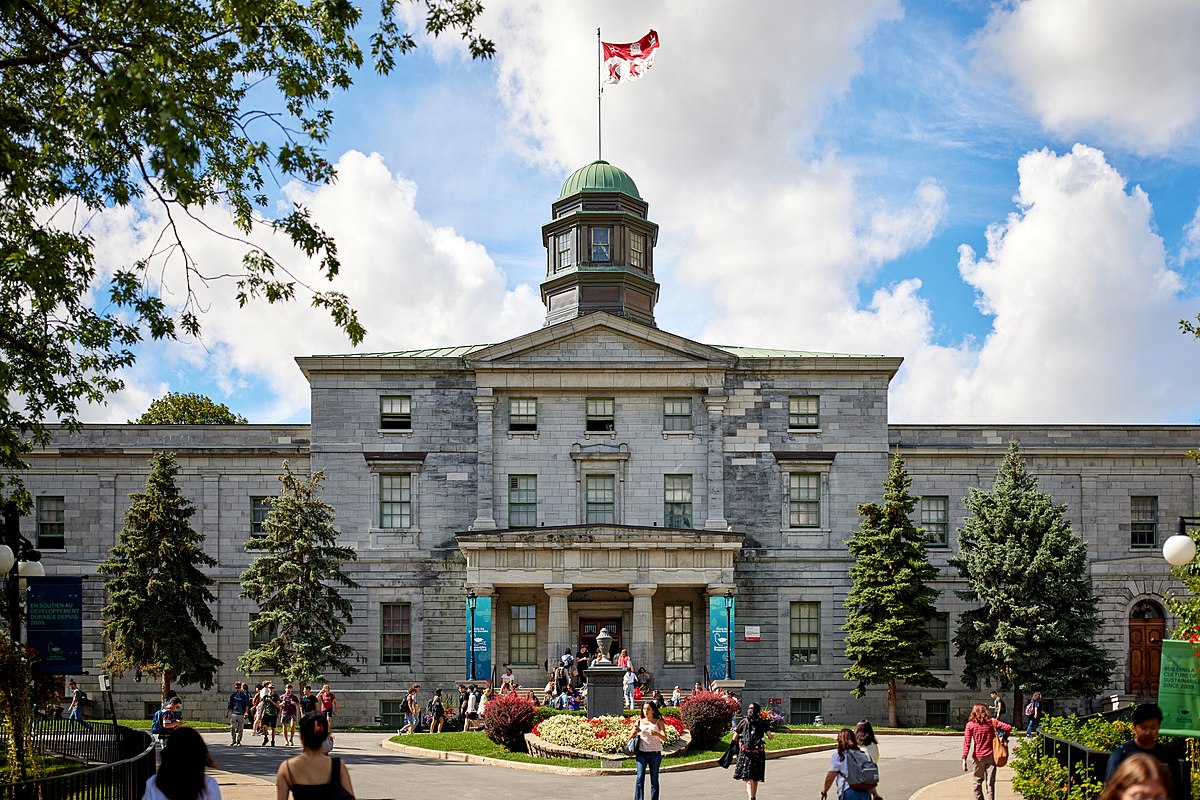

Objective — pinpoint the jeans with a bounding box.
[634,751,661,800]
[230,712,245,743]
[1025,717,1039,736]
[68,705,92,731]
[624,686,635,708]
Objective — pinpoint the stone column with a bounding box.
[629,584,657,672]
[703,394,729,530]
[472,391,497,530]
[546,584,573,667]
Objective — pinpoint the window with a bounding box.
[788,396,819,429]
[586,474,616,524]
[630,232,645,269]
[508,475,537,528]
[664,475,693,528]
[1131,496,1158,548]
[665,604,692,664]
[142,702,162,720]
[509,398,538,432]
[920,496,949,547]
[586,398,615,432]
[35,496,64,549]
[381,603,412,665]
[590,227,611,261]
[789,602,820,664]
[380,474,413,529]
[926,699,951,727]
[788,473,820,528]
[556,232,573,271]
[380,700,406,727]
[250,497,271,538]
[925,612,950,670]
[663,398,692,432]
[790,698,821,725]
[380,396,412,430]
[249,613,276,649]
[509,604,537,665]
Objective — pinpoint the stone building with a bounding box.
[10,162,1197,725]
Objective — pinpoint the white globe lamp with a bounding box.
[0,544,14,574]
[17,559,45,577]
[1164,533,1197,567]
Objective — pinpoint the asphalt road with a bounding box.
[199,730,965,800]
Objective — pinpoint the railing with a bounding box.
[1,722,155,800]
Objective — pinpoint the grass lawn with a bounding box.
[391,730,833,769]
[118,719,227,730]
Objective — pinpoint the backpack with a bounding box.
[150,709,165,734]
[845,749,879,790]
[1024,700,1036,717]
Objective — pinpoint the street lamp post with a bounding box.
[1164,517,1200,567]
[1,501,44,642]
[466,591,478,680]
[722,590,735,680]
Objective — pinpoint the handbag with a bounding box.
[717,739,737,769]
[625,733,641,756]
[991,723,1009,768]
[329,757,355,800]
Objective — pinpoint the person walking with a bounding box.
[989,691,1006,721]
[731,702,774,800]
[298,686,317,718]
[623,668,637,710]
[855,720,882,800]
[1024,692,1043,737]
[279,684,300,746]
[463,685,482,731]
[399,685,420,735]
[142,727,221,800]
[275,712,355,800]
[1100,752,1173,800]
[428,689,446,734]
[226,682,250,746]
[317,685,338,729]
[963,702,1014,800]
[259,683,281,746]
[822,729,879,800]
[66,680,93,732]
[1103,704,1185,800]
[630,700,666,800]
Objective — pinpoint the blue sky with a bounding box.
[87,0,1200,425]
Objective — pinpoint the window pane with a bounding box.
[789,602,820,664]
[586,398,615,432]
[926,699,951,727]
[790,698,821,725]
[509,398,538,432]
[380,474,412,529]
[590,227,611,261]
[920,496,949,547]
[509,604,538,665]
[788,396,819,429]
[1131,496,1158,548]
[924,612,950,670]
[586,475,616,524]
[664,475,693,528]
[509,475,538,528]
[665,604,692,664]
[380,700,406,727]
[380,396,412,430]
[557,232,572,270]
[630,232,644,269]
[382,603,412,665]
[35,496,65,549]
[663,398,692,431]
[249,612,276,649]
[789,473,820,528]
[250,497,271,537]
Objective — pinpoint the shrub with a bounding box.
[533,706,585,724]
[483,693,537,751]
[1010,738,1101,800]
[680,690,740,749]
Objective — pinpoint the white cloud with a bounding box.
[978,0,1200,152]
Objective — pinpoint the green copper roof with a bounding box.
[558,161,642,201]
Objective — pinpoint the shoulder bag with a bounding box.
[329,757,355,800]
[625,730,641,756]
[991,722,1009,767]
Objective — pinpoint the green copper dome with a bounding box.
[557,160,642,201]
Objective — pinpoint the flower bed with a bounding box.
[528,714,686,759]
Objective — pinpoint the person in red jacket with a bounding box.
[963,702,1013,800]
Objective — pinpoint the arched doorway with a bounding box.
[1127,600,1166,698]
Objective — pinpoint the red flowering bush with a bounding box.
[680,690,740,749]
[483,692,537,752]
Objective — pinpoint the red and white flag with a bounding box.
[602,30,660,85]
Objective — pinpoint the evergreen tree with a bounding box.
[99,452,221,699]
[952,441,1113,715]
[240,463,359,684]
[844,452,946,727]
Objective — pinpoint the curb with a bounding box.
[908,772,963,800]
[381,739,838,775]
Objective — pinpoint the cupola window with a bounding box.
[590,227,612,262]
[556,232,573,271]
[630,232,644,270]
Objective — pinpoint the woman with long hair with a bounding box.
[276,712,355,800]
[855,720,882,800]
[731,702,774,800]
[630,700,667,800]
[142,727,220,800]
[1099,752,1171,800]
[821,729,873,800]
[963,702,1013,800]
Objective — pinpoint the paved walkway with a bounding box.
[202,730,1015,800]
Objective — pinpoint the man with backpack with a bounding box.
[822,728,879,800]
[66,679,93,732]
[399,684,420,735]
[151,697,184,743]
[1024,692,1043,737]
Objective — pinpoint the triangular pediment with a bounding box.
[465,313,736,366]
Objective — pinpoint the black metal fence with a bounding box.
[1,722,155,800]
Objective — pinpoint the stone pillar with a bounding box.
[703,394,729,530]
[629,584,657,671]
[546,584,573,667]
[472,391,497,530]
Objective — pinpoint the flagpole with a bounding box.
[597,28,602,161]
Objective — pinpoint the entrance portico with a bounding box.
[457,525,742,680]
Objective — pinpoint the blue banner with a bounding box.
[708,595,735,680]
[466,595,492,681]
[26,576,84,675]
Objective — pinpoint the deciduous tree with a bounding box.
[844,452,946,727]
[240,462,358,684]
[98,452,221,700]
[133,392,247,425]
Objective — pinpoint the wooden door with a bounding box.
[579,619,623,660]
[1128,618,1165,698]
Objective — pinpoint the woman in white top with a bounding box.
[855,720,882,800]
[142,727,220,800]
[630,700,667,800]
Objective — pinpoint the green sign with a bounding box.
[1158,639,1200,736]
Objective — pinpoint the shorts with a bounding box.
[282,714,296,724]
[466,712,478,720]
[405,713,418,726]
